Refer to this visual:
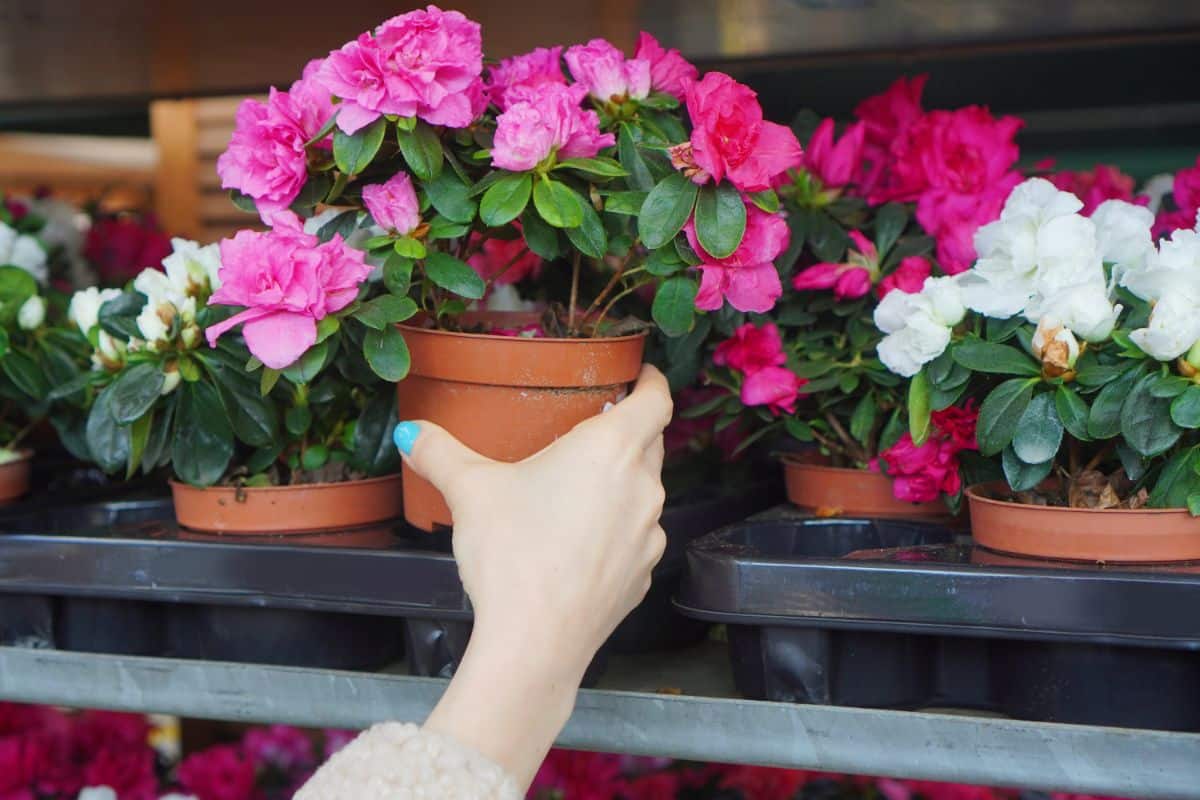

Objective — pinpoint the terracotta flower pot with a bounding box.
[169,474,403,534]
[397,312,646,531]
[967,483,1200,563]
[783,458,955,522]
[0,450,32,505]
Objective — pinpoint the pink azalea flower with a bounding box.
[491,82,615,172]
[686,203,790,313]
[361,172,420,235]
[1154,155,1200,237]
[879,403,977,503]
[486,46,565,111]
[467,230,543,284]
[854,74,928,196]
[683,72,804,192]
[0,734,50,800]
[713,322,786,374]
[1049,165,1141,215]
[564,38,651,102]
[531,749,624,800]
[178,745,257,800]
[932,402,979,453]
[72,710,150,758]
[741,366,805,416]
[206,212,372,369]
[804,118,866,190]
[217,59,335,224]
[81,747,158,800]
[917,173,1021,274]
[876,255,932,298]
[317,5,484,134]
[792,230,878,300]
[634,32,697,100]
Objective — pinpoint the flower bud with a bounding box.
[16,295,44,330]
[1032,316,1080,378]
[161,364,181,396]
[94,331,126,371]
[180,323,202,350]
[136,301,175,347]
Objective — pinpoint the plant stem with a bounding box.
[580,239,640,326]
[823,410,867,464]
[567,252,582,334]
[592,277,653,336]
[1082,442,1115,474]
[483,246,532,292]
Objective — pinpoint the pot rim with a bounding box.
[398,316,648,346]
[966,482,1192,515]
[781,458,875,476]
[168,473,401,494]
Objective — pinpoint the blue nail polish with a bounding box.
[393,421,420,456]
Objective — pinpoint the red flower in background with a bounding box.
[804,118,867,191]
[877,403,978,504]
[84,215,173,285]
[1048,164,1142,215]
[713,322,786,374]
[877,256,932,299]
[854,74,928,198]
[81,747,157,800]
[178,744,257,800]
[529,749,624,800]
[1153,155,1200,237]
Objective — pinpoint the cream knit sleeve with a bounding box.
[294,723,522,800]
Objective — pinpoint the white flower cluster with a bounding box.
[873,176,1184,376]
[874,276,966,377]
[0,221,48,284]
[1122,218,1200,361]
[69,239,222,393]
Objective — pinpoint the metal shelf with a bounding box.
[0,645,1197,798]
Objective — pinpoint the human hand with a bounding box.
[395,364,672,787]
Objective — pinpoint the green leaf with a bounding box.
[363,325,411,381]
[260,367,281,396]
[748,189,780,214]
[1152,375,1192,399]
[352,391,401,476]
[220,382,276,448]
[424,252,486,300]
[1121,374,1182,457]
[0,349,45,401]
[333,117,387,175]
[645,247,683,277]
[172,381,234,486]
[393,237,427,259]
[977,377,1036,456]
[1116,440,1148,481]
[301,444,330,471]
[951,338,1040,376]
[424,169,477,224]
[603,191,647,216]
[652,276,698,337]
[785,417,815,442]
[396,120,444,181]
[694,182,746,259]
[873,203,908,257]
[290,173,334,211]
[850,393,877,445]
[1172,385,1200,428]
[281,340,330,385]
[618,123,654,191]
[140,393,175,473]
[47,370,100,401]
[98,291,146,341]
[908,370,931,445]
[285,404,312,436]
[1054,385,1091,441]
[85,384,129,474]
[564,196,607,258]
[426,216,471,240]
[316,210,360,244]
[1076,363,1125,388]
[985,315,1026,344]
[1011,391,1063,464]
[0,267,36,324]
[355,295,419,330]
[808,210,851,263]
[638,172,698,250]
[521,210,561,260]
[108,362,165,424]
[383,254,414,295]
[1002,446,1053,492]
[1088,368,1140,439]
[479,173,532,227]
[1149,447,1200,508]
[1188,492,1200,516]
[230,190,258,214]
[532,178,584,228]
[554,157,627,178]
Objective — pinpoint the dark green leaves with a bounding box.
[951,338,1040,376]
[355,295,419,330]
[1121,374,1182,457]
[638,173,698,250]
[1171,385,1200,428]
[172,380,234,486]
[618,123,654,191]
[424,169,477,223]
[693,182,746,259]
[85,384,129,474]
[1011,391,1063,464]
[352,391,401,476]
[521,211,561,260]
[1088,368,1140,439]
[424,252,486,299]
[1002,446,1053,492]
[908,370,931,445]
[977,378,1036,456]
[98,292,146,341]
[1055,385,1091,441]
[554,157,627,178]
[108,362,165,424]
[480,173,532,227]
[873,203,908,258]
[532,178,584,228]
[1148,446,1200,509]
[333,117,386,175]
[396,120,443,181]
[363,325,411,381]
[564,197,607,258]
[651,276,698,337]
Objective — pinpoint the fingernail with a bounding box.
[393,421,420,456]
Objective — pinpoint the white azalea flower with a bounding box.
[873,288,923,334]
[17,295,45,330]
[0,222,48,284]
[1130,292,1200,361]
[1036,280,1121,342]
[874,276,967,377]
[920,275,967,326]
[162,237,222,295]
[94,330,125,369]
[68,287,122,336]
[133,266,185,308]
[1092,199,1155,283]
[877,312,953,378]
[1121,228,1200,302]
[136,300,172,345]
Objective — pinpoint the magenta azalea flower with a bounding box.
[634,32,697,100]
[686,203,790,313]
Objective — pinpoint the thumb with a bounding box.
[393,420,494,496]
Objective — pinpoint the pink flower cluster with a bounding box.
[362,172,421,235]
[1047,163,1142,215]
[792,229,879,300]
[676,72,805,193]
[491,82,614,172]
[217,60,335,224]
[1153,155,1200,236]
[486,46,566,111]
[803,117,867,191]
[855,76,1024,274]
[712,322,806,416]
[317,5,485,134]
[635,32,698,100]
[206,212,372,369]
[565,39,650,103]
[877,403,978,503]
[687,203,791,313]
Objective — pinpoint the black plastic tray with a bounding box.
[677,507,1200,731]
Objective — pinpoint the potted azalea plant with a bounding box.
[877,175,1200,562]
[695,77,1022,519]
[215,6,805,530]
[55,236,401,534]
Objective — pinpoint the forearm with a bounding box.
[423,614,587,790]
